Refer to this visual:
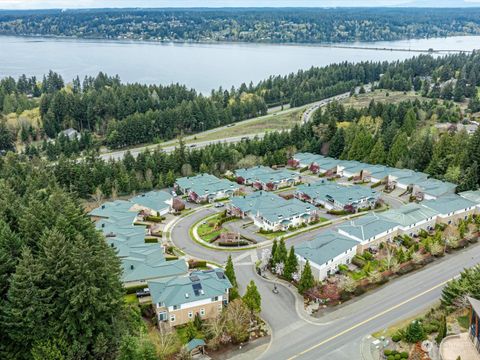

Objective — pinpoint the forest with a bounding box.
[1,8,480,43]
[1,51,480,156]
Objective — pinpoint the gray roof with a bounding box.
[235,166,299,184]
[380,203,439,227]
[296,181,379,206]
[175,173,238,196]
[338,214,398,241]
[148,269,232,307]
[186,339,206,352]
[423,194,477,215]
[295,230,359,267]
[130,190,172,214]
[468,296,480,315]
[230,191,314,223]
[293,152,325,166]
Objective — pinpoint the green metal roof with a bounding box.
[337,214,398,241]
[295,230,359,267]
[423,194,477,214]
[175,173,238,195]
[230,191,314,223]
[296,181,379,206]
[459,190,480,204]
[131,190,172,214]
[416,178,457,198]
[380,203,439,227]
[293,152,325,165]
[148,269,232,308]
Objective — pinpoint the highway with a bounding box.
[98,88,363,162]
[169,206,480,360]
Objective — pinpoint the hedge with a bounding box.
[218,241,249,247]
[145,215,166,223]
[125,284,148,294]
[327,209,350,215]
[144,237,158,244]
[189,260,207,269]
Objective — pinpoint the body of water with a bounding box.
[0,35,478,93]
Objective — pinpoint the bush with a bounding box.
[188,259,207,269]
[400,352,409,359]
[144,237,158,243]
[384,349,392,356]
[352,255,366,267]
[218,241,249,247]
[124,284,148,294]
[387,355,395,360]
[391,333,403,342]
[327,209,350,215]
[144,215,165,222]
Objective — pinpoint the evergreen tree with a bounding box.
[243,280,262,314]
[298,260,315,294]
[225,255,238,288]
[283,246,298,281]
[387,131,409,167]
[274,238,288,266]
[458,162,479,191]
[270,239,278,268]
[405,320,426,343]
[367,137,386,165]
[0,120,15,152]
[402,108,417,136]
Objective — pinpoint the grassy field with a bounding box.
[183,107,304,144]
[197,213,229,243]
[340,90,426,109]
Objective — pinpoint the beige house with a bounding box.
[148,269,232,327]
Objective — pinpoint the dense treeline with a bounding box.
[17,97,477,201]
[2,51,480,155]
[0,155,145,359]
[1,8,480,43]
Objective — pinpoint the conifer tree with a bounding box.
[225,255,237,288]
[243,280,261,314]
[298,260,315,294]
[283,246,298,280]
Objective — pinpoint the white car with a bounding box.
[214,202,225,208]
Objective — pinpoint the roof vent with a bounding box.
[101,223,105,228]
[130,265,134,270]
[101,205,105,209]
[185,293,189,298]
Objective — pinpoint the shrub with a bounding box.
[188,259,207,269]
[352,255,366,267]
[387,355,395,360]
[384,349,392,356]
[124,284,149,294]
[391,333,403,342]
[144,215,165,223]
[144,237,158,243]
[400,352,409,359]
[218,241,249,247]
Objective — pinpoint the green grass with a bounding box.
[340,90,426,109]
[197,213,230,243]
[258,230,287,239]
[124,294,139,304]
[457,314,470,330]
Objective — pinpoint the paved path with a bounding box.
[168,205,480,360]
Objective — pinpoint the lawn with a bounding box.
[176,325,205,345]
[258,230,287,239]
[197,213,232,243]
[457,314,470,330]
[124,294,139,305]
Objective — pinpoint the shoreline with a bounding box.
[0,32,478,53]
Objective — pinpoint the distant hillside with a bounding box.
[0,7,480,43]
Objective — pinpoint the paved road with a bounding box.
[99,87,370,162]
[169,206,480,360]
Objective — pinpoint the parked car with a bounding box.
[136,288,150,298]
[214,202,225,208]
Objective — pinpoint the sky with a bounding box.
[1,0,480,10]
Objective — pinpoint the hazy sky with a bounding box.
[1,0,480,10]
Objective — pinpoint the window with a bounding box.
[173,304,181,310]
[188,312,193,319]
[212,296,219,302]
[200,308,205,317]
[170,314,176,322]
[158,312,167,321]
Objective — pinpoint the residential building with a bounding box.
[149,269,232,327]
[295,181,380,212]
[386,169,429,191]
[58,127,80,140]
[468,296,480,354]
[295,230,359,281]
[459,190,480,213]
[228,191,317,231]
[412,178,457,200]
[130,190,175,216]
[380,203,439,237]
[89,197,188,285]
[290,152,325,169]
[175,173,239,203]
[337,214,399,253]
[423,195,477,225]
[235,165,301,190]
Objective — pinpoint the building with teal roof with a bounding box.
[149,269,232,327]
[130,190,173,216]
[459,190,480,212]
[413,178,457,200]
[235,165,301,190]
[295,181,379,211]
[295,230,359,280]
[337,214,399,252]
[292,152,325,168]
[228,191,317,231]
[175,173,238,203]
[380,203,439,236]
[423,194,477,225]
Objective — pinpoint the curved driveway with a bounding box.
[170,207,480,360]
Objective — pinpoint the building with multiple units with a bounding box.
[291,152,456,199]
[228,191,317,231]
[175,173,239,203]
[379,203,439,237]
[89,196,188,286]
[295,231,359,281]
[337,214,399,252]
[295,181,380,212]
[460,190,480,213]
[235,165,301,191]
[423,195,477,225]
[149,269,232,327]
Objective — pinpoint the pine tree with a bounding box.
[298,260,315,294]
[402,108,417,136]
[274,238,288,266]
[225,255,237,288]
[387,131,408,167]
[270,239,278,268]
[367,137,386,165]
[405,320,426,343]
[283,246,298,280]
[458,162,479,192]
[243,280,261,314]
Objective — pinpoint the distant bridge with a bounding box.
[318,44,474,54]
